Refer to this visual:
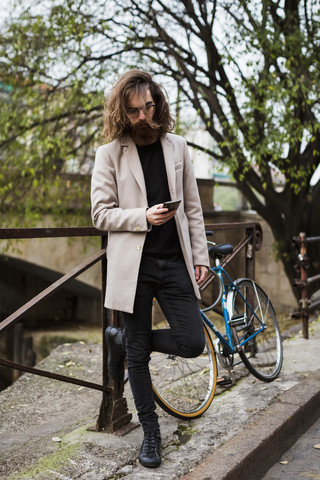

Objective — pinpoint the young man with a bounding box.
[91,70,209,468]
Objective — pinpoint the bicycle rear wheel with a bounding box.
[227,279,283,382]
[150,304,217,419]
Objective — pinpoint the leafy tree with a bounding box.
[117,0,320,296]
[0,0,110,225]
[1,0,320,297]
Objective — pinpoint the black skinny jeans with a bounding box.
[122,254,205,433]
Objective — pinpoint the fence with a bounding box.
[292,232,320,339]
[0,221,262,433]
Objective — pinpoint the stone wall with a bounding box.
[2,234,101,289]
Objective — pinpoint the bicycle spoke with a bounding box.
[227,279,283,382]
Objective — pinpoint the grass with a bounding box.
[6,441,80,480]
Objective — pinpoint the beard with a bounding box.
[129,121,160,146]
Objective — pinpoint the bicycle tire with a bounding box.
[227,279,283,382]
[150,308,217,419]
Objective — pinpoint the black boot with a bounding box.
[138,431,161,468]
[105,326,126,382]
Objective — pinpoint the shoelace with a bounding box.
[144,432,161,455]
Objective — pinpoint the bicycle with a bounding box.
[150,240,283,420]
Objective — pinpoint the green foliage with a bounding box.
[0,0,115,226]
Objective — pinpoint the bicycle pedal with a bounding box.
[229,314,246,327]
[216,376,233,387]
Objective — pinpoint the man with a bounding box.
[91,70,209,468]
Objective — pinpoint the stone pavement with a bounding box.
[0,318,320,480]
[261,416,320,479]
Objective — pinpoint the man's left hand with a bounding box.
[195,265,208,284]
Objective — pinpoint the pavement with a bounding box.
[0,317,320,480]
[261,416,320,479]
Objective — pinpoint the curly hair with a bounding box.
[103,70,175,142]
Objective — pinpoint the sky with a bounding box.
[0,0,10,26]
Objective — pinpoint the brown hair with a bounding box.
[103,70,175,142]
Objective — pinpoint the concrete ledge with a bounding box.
[182,369,320,480]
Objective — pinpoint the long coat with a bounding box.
[91,133,209,313]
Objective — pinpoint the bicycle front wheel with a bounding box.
[150,308,217,419]
[227,279,283,382]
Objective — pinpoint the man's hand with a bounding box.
[195,265,208,284]
[146,203,176,226]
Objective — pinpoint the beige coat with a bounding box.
[91,133,209,313]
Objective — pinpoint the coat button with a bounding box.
[136,245,142,250]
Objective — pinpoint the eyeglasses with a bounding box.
[127,103,156,118]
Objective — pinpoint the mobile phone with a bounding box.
[163,200,181,211]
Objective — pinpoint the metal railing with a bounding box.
[292,232,320,339]
[0,221,262,433]
[0,227,132,433]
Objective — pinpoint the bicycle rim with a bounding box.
[150,315,217,419]
[227,279,283,382]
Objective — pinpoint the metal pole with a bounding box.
[96,236,133,433]
[299,232,309,339]
[245,227,255,281]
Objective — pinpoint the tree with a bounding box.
[117,0,320,296]
[1,0,320,296]
[0,0,110,225]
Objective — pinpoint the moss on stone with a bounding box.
[6,438,81,479]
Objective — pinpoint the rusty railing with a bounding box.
[292,232,320,339]
[0,227,131,433]
[0,221,262,433]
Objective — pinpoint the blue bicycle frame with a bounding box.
[200,265,267,355]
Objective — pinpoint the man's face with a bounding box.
[127,89,155,126]
[127,88,159,145]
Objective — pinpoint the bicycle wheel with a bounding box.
[150,303,217,419]
[227,279,283,382]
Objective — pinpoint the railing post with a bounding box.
[245,226,255,281]
[292,232,320,332]
[298,232,309,339]
[96,235,133,433]
[292,232,310,339]
[245,223,263,281]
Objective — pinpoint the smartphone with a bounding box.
[163,200,181,211]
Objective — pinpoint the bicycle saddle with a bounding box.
[208,244,233,259]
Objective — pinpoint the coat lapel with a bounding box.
[161,135,176,199]
[121,135,147,196]
[120,134,176,199]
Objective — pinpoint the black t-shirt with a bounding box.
[137,140,182,257]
